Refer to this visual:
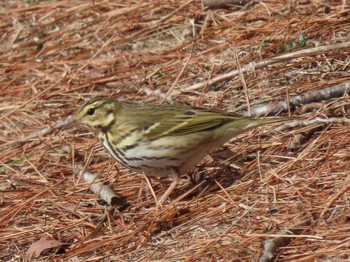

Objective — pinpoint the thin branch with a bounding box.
[73,165,123,207]
[202,0,252,9]
[181,42,350,93]
[276,117,350,132]
[248,81,350,117]
[29,116,76,138]
[259,219,313,262]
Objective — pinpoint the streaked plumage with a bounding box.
[75,98,289,205]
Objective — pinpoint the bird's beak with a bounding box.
[58,115,79,130]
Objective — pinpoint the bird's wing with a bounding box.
[143,109,238,139]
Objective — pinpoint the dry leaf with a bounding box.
[24,235,62,261]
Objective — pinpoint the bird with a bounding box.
[75,98,289,206]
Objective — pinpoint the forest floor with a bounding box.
[1,0,350,261]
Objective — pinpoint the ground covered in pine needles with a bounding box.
[1,1,350,261]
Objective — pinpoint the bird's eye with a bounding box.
[87,108,96,116]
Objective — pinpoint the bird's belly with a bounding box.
[123,142,188,177]
[100,132,232,178]
[99,135,184,177]
[121,136,220,177]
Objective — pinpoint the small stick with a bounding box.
[181,42,350,93]
[202,0,252,9]
[21,115,76,140]
[248,81,350,117]
[276,117,350,132]
[259,219,313,262]
[73,165,119,206]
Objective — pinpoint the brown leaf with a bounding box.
[24,235,62,261]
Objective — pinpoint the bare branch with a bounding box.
[277,117,350,132]
[73,165,123,207]
[181,42,350,93]
[248,81,350,117]
[202,0,251,9]
[259,219,313,262]
[22,116,76,140]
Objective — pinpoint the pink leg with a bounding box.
[137,179,145,203]
[157,175,181,206]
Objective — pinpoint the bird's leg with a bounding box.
[137,179,146,203]
[157,173,181,206]
[138,175,163,203]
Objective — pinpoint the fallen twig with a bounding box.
[202,0,252,9]
[181,42,350,93]
[276,117,350,132]
[73,164,123,207]
[22,116,76,140]
[259,219,314,262]
[248,81,350,117]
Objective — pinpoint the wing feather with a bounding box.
[143,109,238,138]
